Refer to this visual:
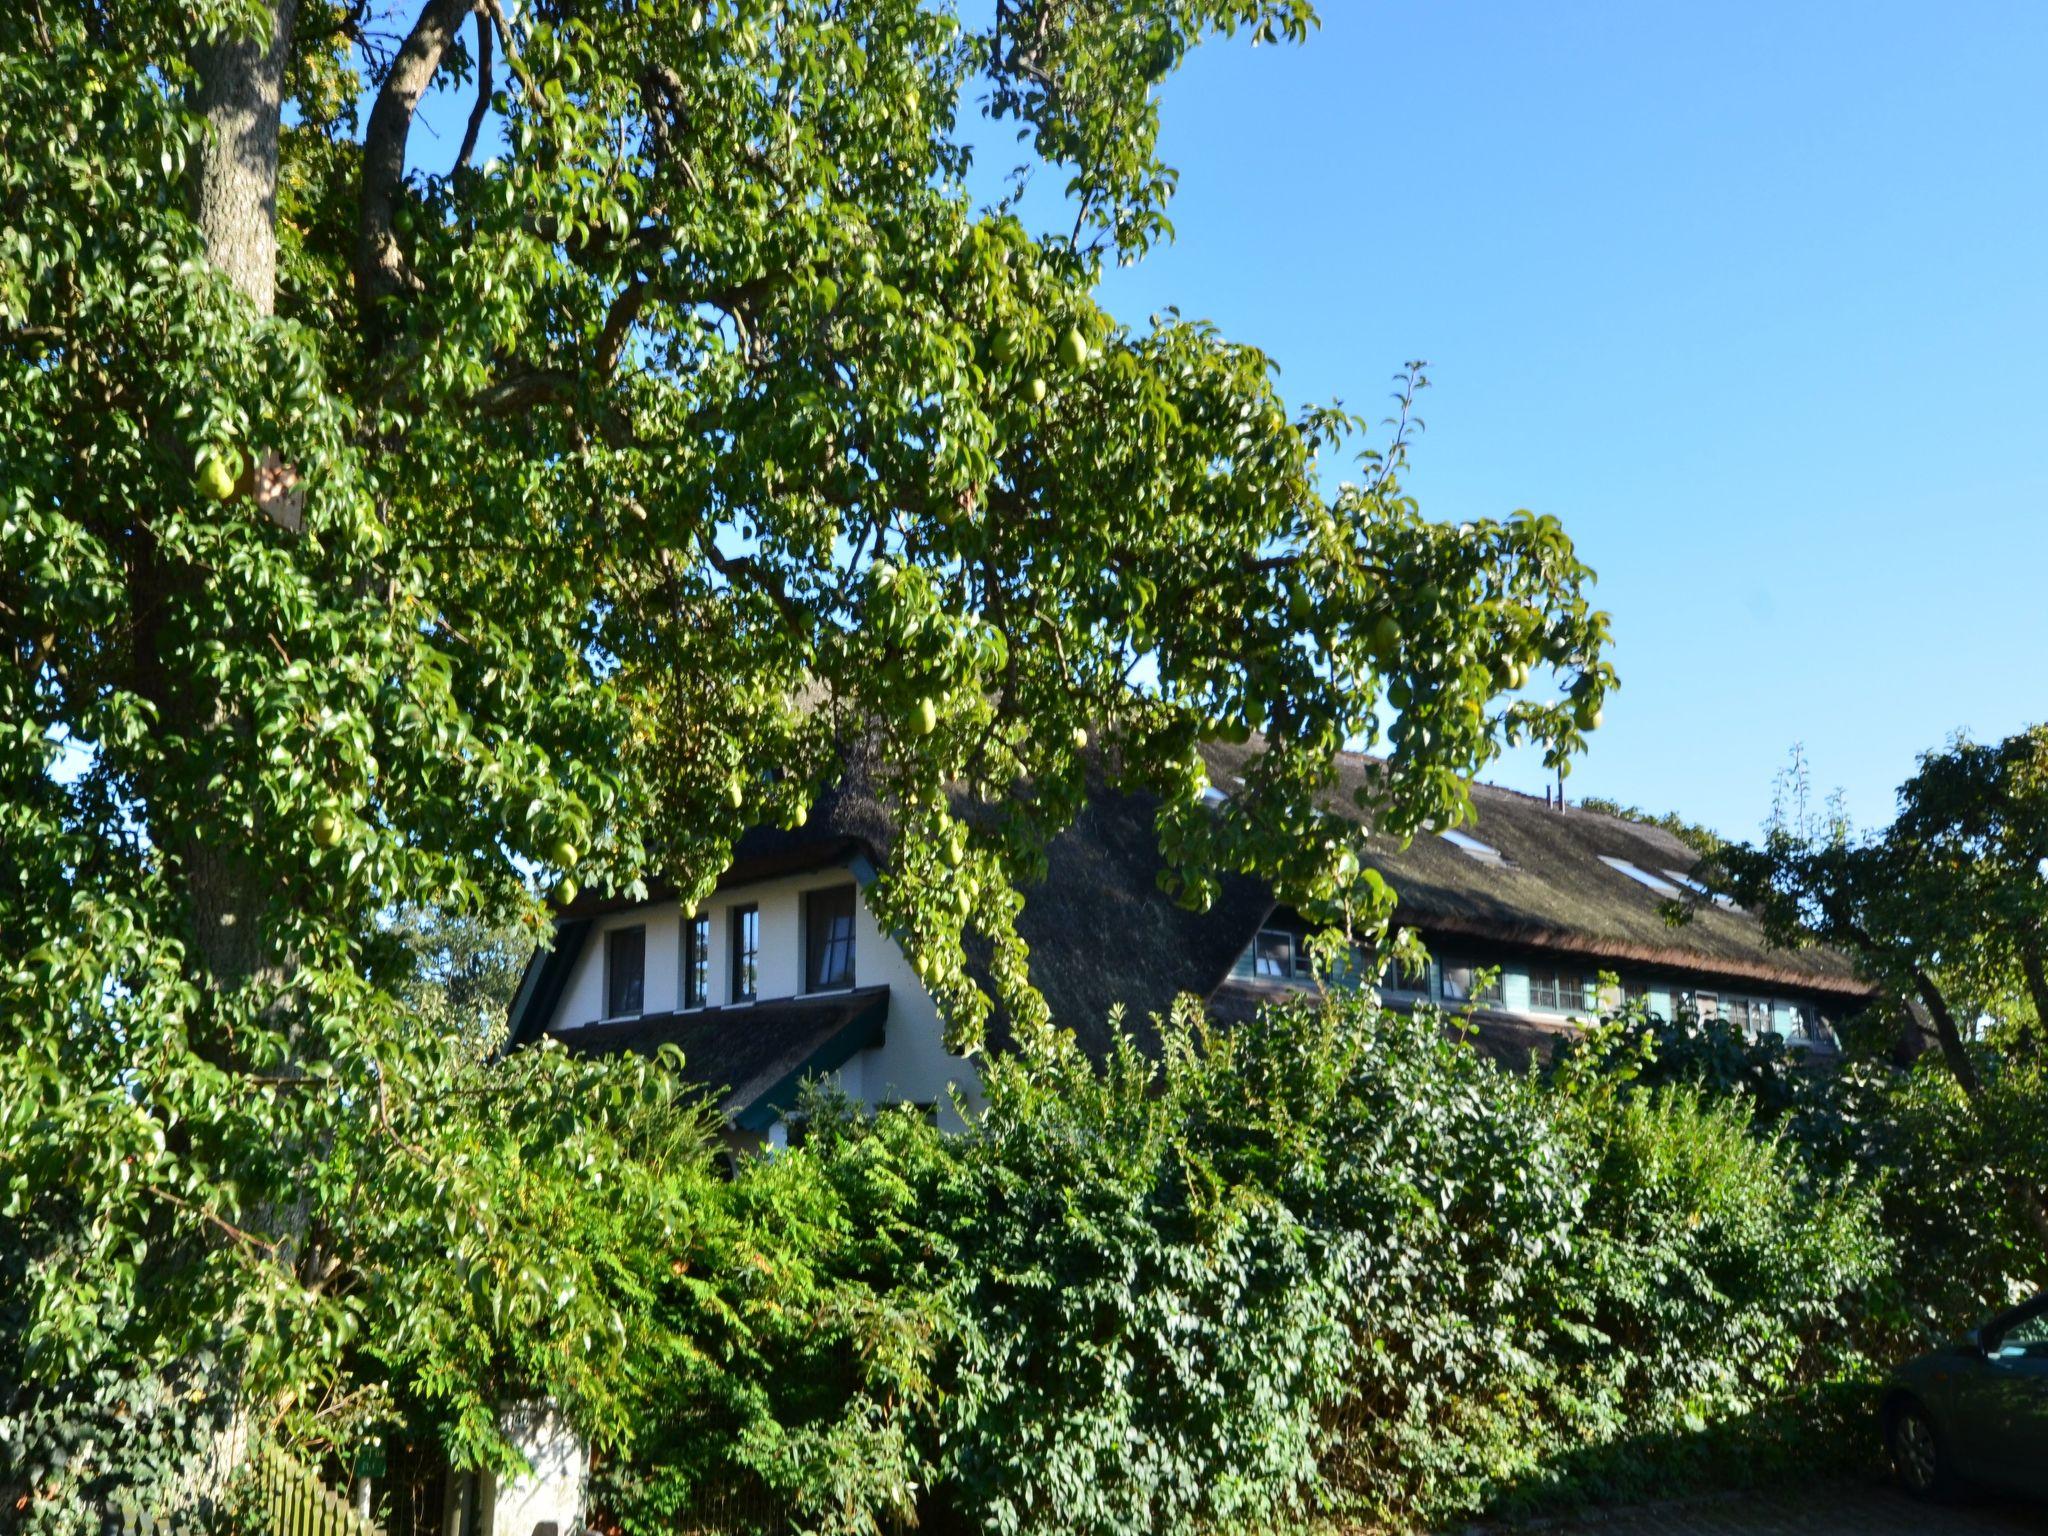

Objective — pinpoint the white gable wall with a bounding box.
[546,865,983,1129]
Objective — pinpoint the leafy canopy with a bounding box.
[1,0,1611,1480]
[1713,726,2048,1259]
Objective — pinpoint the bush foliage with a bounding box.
[14,986,2009,1533]
[584,993,1896,1535]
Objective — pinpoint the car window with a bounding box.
[1989,1296,2048,1358]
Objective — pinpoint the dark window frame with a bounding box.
[804,885,858,994]
[605,924,647,1019]
[1528,967,1595,1014]
[1252,929,1296,981]
[729,904,759,1004]
[682,911,710,1010]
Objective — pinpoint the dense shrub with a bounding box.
[603,1013,1358,1536]
[582,1093,953,1536]
[1557,1003,2047,1338]
[1540,1087,1885,1500]
[1802,1056,2039,1343]
[1193,999,1584,1521]
[595,991,1895,1535]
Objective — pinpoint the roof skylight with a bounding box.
[1600,856,1681,897]
[1438,828,1506,866]
[1663,869,1738,909]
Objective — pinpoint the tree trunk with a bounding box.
[190,0,299,316]
[1911,965,2048,1261]
[177,1,303,995]
[169,1,305,1471]
[2020,946,2048,1057]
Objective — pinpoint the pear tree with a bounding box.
[0,0,1612,1493]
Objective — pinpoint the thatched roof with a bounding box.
[997,790,1275,1058]
[547,750,1273,1057]
[508,737,1868,1092]
[1199,741,1871,1000]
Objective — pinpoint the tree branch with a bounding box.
[1907,963,1984,1099]
[597,277,652,378]
[472,368,580,417]
[454,7,493,175]
[357,0,474,321]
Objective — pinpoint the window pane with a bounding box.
[806,887,857,991]
[1378,958,1428,993]
[606,926,645,1018]
[1254,931,1292,979]
[1529,968,1591,1014]
[731,905,758,1003]
[683,914,709,1009]
[1443,963,1502,1006]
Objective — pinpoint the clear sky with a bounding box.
[1077,0,2048,842]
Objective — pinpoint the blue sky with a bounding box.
[1075,0,2048,841]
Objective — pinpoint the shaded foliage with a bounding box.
[592,993,1889,1535]
[1,0,1617,1517]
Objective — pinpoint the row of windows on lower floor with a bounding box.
[1232,930,1834,1045]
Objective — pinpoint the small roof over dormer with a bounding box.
[544,986,890,1132]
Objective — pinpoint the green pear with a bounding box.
[196,446,241,503]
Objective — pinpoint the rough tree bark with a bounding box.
[165,1,305,1005]
[190,0,299,317]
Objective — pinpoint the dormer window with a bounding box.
[682,912,709,1009]
[730,904,759,1004]
[605,926,646,1019]
[805,886,857,992]
[1257,930,1306,980]
[1441,962,1503,1007]
[1235,929,1312,982]
[1528,966,1596,1015]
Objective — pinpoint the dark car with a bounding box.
[1883,1288,2048,1500]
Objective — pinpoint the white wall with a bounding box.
[440,1403,587,1536]
[548,863,983,1129]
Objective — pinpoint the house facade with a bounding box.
[505,826,986,1143]
[504,745,1873,1139]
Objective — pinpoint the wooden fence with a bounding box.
[247,1437,385,1536]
